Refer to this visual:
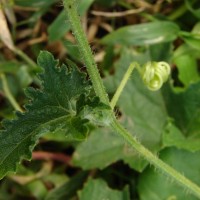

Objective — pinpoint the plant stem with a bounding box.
[110,62,138,109]
[168,5,187,20]
[0,73,23,112]
[63,0,200,198]
[111,119,200,198]
[63,0,109,105]
[168,0,195,20]
[32,151,72,165]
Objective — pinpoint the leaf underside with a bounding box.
[0,51,107,179]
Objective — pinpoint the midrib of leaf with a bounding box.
[35,103,75,116]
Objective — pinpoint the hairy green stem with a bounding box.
[63,0,109,105]
[111,119,200,198]
[0,73,23,112]
[110,62,139,109]
[63,0,200,198]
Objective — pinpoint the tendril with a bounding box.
[141,61,171,91]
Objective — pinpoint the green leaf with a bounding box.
[73,128,148,172]
[77,95,112,126]
[174,54,199,87]
[73,128,124,169]
[101,45,115,71]
[173,43,200,59]
[101,21,180,46]
[48,11,70,42]
[180,22,200,51]
[149,42,173,62]
[162,121,200,152]
[63,40,81,62]
[162,81,200,137]
[138,148,200,200]
[0,51,99,179]
[79,178,130,200]
[45,171,88,200]
[181,32,200,51]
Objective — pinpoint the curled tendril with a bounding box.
[142,61,171,91]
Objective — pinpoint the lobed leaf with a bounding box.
[0,51,106,179]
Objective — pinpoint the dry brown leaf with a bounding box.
[0,9,15,50]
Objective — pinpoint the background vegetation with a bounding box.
[0,0,200,199]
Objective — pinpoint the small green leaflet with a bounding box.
[0,51,110,179]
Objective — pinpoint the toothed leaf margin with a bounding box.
[0,51,110,179]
